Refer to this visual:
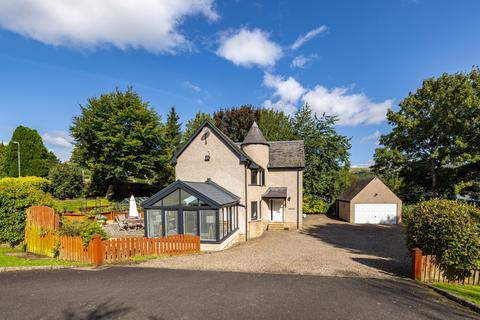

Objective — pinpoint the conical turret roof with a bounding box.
[241,122,269,146]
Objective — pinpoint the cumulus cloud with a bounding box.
[263,73,305,114]
[360,130,382,145]
[182,81,201,92]
[0,0,218,53]
[42,131,74,161]
[290,54,317,68]
[291,25,328,50]
[216,28,282,67]
[263,73,393,126]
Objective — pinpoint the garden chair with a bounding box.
[115,215,128,232]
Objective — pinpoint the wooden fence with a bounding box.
[411,248,480,285]
[25,206,200,266]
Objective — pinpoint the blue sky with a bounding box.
[0,0,479,165]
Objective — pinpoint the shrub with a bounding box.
[405,199,480,281]
[48,162,84,199]
[59,219,108,247]
[303,194,328,214]
[0,177,53,246]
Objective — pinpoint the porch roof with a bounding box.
[262,187,288,198]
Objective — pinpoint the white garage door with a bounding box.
[354,204,397,224]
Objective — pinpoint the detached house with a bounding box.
[142,120,305,251]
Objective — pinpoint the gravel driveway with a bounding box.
[138,215,410,278]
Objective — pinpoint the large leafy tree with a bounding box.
[162,106,182,184]
[292,105,351,205]
[70,88,167,194]
[373,68,480,201]
[0,142,6,178]
[258,109,296,141]
[213,105,260,142]
[4,126,58,177]
[48,162,84,199]
[182,112,213,143]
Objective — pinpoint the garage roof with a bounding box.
[337,177,376,201]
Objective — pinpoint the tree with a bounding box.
[292,105,351,205]
[70,88,167,194]
[373,68,480,202]
[213,105,260,142]
[162,106,182,184]
[0,142,6,178]
[48,162,84,199]
[182,112,213,143]
[4,126,58,177]
[258,109,296,141]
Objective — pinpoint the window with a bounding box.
[183,211,198,235]
[260,170,265,186]
[181,190,198,206]
[250,169,258,185]
[223,207,228,236]
[165,210,178,235]
[163,190,180,206]
[218,208,223,238]
[251,201,258,220]
[200,210,216,241]
[147,209,163,237]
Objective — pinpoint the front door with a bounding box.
[271,199,283,222]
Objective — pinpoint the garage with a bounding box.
[336,177,402,224]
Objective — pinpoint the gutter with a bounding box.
[244,165,248,241]
[426,283,480,315]
[296,169,299,229]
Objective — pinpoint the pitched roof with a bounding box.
[241,122,269,146]
[268,141,305,168]
[183,180,240,206]
[337,177,376,201]
[172,120,259,168]
[141,179,240,208]
[262,187,288,198]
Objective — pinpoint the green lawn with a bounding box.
[0,247,88,268]
[434,283,480,305]
[53,198,112,212]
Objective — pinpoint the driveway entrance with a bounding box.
[138,215,410,278]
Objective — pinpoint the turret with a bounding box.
[241,122,269,169]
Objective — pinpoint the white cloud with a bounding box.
[291,54,317,68]
[360,130,381,145]
[263,73,305,114]
[0,0,219,53]
[291,25,328,50]
[42,131,73,161]
[216,28,282,68]
[263,73,393,125]
[182,81,201,92]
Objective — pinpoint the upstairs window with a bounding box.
[251,169,258,185]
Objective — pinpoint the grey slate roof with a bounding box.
[242,122,269,146]
[183,180,240,206]
[268,141,305,168]
[262,187,288,198]
[337,177,375,201]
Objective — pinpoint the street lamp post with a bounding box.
[12,141,20,177]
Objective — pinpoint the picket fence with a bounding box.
[411,248,480,285]
[25,206,200,266]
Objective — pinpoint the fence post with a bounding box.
[92,235,104,267]
[411,248,423,280]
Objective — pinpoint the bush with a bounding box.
[303,194,328,214]
[405,199,480,281]
[0,177,53,246]
[59,219,108,247]
[48,163,84,199]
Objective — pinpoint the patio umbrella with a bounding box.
[129,195,139,218]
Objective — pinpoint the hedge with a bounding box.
[0,177,53,246]
[405,199,480,281]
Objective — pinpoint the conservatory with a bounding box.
[141,179,240,243]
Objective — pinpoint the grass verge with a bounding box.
[433,283,480,305]
[0,246,89,268]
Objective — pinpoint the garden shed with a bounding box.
[141,179,240,246]
[336,177,402,224]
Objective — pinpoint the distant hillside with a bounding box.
[350,167,373,178]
